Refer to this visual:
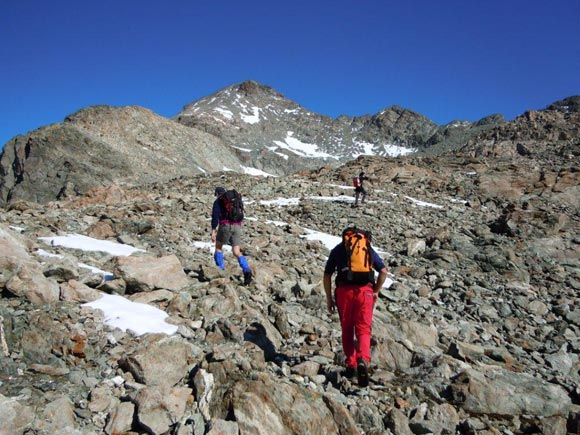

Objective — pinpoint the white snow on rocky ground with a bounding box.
[351,141,377,158]
[260,197,301,206]
[37,234,175,336]
[300,228,342,250]
[39,234,145,256]
[404,196,443,209]
[259,194,394,206]
[241,166,277,177]
[257,186,450,209]
[84,294,178,336]
[214,107,233,120]
[309,195,357,203]
[381,143,417,157]
[259,195,354,206]
[325,183,355,190]
[37,248,114,280]
[192,241,232,253]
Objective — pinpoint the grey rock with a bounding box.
[450,368,571,417]
[386,408,414,435]
[114,254,190,293]
[33,396,77,433]
[120,335,197,388]
[104,401,135,435]
[230,377,360,434]
[134,385,193,435]
[0,106,243,204]
[0,392,34,435]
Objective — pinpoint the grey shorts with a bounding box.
[217,224,243,247]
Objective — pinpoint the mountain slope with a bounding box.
[0,106,243,204]
[0,146,578,433]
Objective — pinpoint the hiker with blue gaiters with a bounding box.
[211,186,253,285]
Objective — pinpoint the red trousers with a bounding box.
[335,283,375,368]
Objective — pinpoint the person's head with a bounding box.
[359,171,365,177]
[215,186,226,196]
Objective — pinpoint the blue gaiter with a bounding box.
[214,251,225,270]
[238,256,251,273]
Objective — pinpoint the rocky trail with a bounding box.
[1,153,579,434]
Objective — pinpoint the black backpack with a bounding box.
[220,189,244,222]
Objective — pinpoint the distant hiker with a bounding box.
[323,227,387,387]
[211,186,253,285]
[353,171,369,207]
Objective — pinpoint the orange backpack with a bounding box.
[339,227,374,284]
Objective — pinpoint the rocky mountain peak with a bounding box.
[545,95,580,113]
[379,104,426,117]
[372,105,438,140]
[178,80,300,120]
[236,79,284,98]
[474,113,506,126]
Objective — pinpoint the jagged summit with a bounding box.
[236,79,285,97]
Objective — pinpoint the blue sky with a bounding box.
[2,0,579,148]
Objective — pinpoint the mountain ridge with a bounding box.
[0,80,578,205]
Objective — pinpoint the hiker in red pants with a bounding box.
[323,227,388,387]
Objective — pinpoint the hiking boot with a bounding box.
[342,366,357,379]
[243,271,253,285]
[357,358,369,387]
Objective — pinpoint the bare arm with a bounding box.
[323,273,335,313]
[373,267,388,295]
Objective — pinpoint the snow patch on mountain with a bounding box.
[241,107,260,124]
[214,108,233,120]
[273,132,339,159]
[382,143,417,156]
